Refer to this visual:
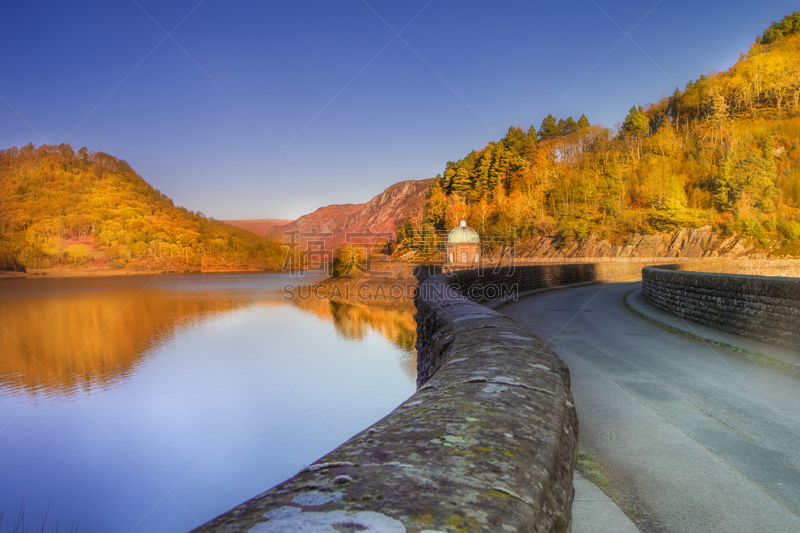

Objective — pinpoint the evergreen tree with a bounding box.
[504,126,526,153]
[759,11,800,45]
[421,17,800,252]
[667,87,682,125]
[473,145,494,197]
[715,138,779,213]
[451,165,472,196]
[621,105,650,160]
[538,114,560,139]
[621,105,649,138]
[442,162,457,192]
[522,125,538,156]
[564,116,579,134]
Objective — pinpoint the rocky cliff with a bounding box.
[509,226,763,260]
[346,178,433,235]
[270,178,433,251]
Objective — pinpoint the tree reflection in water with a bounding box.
[0,276,251,397]
[291,296,417,380]
[0,275,417,397]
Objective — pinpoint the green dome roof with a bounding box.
[447,220,480,243]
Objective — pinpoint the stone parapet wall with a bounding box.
[191,261,692,533]
[642,263,800,349]
[657,260,800,277]
[415,263,661,384]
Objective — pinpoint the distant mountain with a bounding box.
[269,178,433,254]
[0,144,286,271]
[270,204,364,240]
[223,219,293,236]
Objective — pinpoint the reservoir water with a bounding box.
[0,272,417,532]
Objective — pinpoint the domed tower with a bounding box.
[445,220,481,268]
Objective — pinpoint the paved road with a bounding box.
[500,281,800,533]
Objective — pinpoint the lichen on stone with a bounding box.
[251,506,406,533]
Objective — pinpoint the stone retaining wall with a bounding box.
[642,263,800,349]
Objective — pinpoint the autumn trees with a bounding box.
[0,144,286,271]
[402,13,800,255]
[649,13,800,127]
[404,19,800,255]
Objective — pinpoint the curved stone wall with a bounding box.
[193,263,658,533]
[642,264,800,349]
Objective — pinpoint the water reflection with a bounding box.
[0,273,417,533]
[0,276,256,397]
[0,275,417,397]
[291,297,417,379]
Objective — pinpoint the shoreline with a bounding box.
[0,266,312,280]
[308,262,423,311]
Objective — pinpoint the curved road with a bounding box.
[501,281,800,533]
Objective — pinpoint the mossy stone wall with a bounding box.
[642,263,800,349]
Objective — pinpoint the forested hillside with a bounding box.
[407,12,800,257]
[0,144,285,271]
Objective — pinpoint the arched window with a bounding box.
[449,252,454,263]
[474,252,478,263]
[461,251,468,263]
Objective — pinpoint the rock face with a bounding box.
[513,226,762,260]
[269,178,433,251]
[346,178,433,235]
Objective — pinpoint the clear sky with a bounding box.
[1,0,796,220]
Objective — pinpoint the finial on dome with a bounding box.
[460,220,467,227]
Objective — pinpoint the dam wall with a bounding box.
[642,262,800,349]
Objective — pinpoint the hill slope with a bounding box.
[270,204,365,240]
[0,144,286,271]
[400,12,800,259]
[223,219,293,237]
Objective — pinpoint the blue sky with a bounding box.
[1,0,797,219]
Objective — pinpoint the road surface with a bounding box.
[501,281,800,533]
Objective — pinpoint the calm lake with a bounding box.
[0,272,417,533]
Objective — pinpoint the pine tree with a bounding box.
[473,145,494,197]
[522,126,538,157]
[621,105,650,159]
[759,11,800,45]
[504,126,525,153]
[621,105,649,138]
[564,116,579,134]
[451,165,472,196]
[538,115,560,140]
[442,162,457,192]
